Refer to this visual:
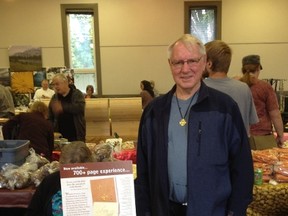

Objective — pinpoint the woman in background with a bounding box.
[2,101,54,161]
[240,54,284,146]
[85,85,96,98]
[140,80,155,109]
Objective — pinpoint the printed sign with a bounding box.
[60,161,136,216]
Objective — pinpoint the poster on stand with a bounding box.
[60,161,136,216]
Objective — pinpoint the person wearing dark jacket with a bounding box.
[49,73,86,142]
[2,101,54,161]
[135,34,254,216]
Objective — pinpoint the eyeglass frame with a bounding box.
[170,56,203,69]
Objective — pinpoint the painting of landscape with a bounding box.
[8,46,42,72]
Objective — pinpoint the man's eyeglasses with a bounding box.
[170,56,203,69]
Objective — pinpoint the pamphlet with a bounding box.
[60,161,136,216]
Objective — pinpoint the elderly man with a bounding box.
[48,74,86,142]
[135,34,254,216]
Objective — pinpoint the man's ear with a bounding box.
[206,60,212,68]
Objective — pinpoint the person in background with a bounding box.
[67,75,76,90]
[135,34,254,216]
[2,101,54,161]
[0,84,15,118]
[49,73,86,142]
[140,80,155,109]
[85,85,96,98]
[240,54,284,146]
[33,79,55,100]
[26,141,93,216]
[203,40,258,136]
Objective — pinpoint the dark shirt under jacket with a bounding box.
[57,90,77,142]
[2,112,54,161]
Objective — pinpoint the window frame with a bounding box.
[184,1,222,42]
[61,4,102,96]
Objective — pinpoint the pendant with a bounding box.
[179,118,187,126]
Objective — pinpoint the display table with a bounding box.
[247,183,288,215]
[0,186,35,208]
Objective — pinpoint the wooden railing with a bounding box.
[86,97,142,142]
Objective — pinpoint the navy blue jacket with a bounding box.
[135,82,254,216]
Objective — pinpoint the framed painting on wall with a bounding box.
[11,71,34,94]
[8,46,43,72]
[33,69,47,87]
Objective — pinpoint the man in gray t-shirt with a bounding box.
[204,40,258,136]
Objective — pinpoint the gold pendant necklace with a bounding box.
[175,92,197,127]
[179,118,187,126]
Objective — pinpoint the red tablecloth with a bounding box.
[0,186,35,208]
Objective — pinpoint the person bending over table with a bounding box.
[3,101,54,161]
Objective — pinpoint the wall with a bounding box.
[0,0,287,95]
[223,0,288,85]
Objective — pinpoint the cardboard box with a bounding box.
[0,140,30,167]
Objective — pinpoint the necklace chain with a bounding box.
[175,92,197,126]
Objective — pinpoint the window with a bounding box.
[184,1,221,44]
[61,4,102,95]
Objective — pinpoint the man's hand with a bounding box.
[276,135,284,148]
[51,100,63,115]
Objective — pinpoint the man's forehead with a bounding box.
[52,78,64,84]
[172,47,201,58]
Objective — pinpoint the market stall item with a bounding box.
[106,138,122,152]
[54,138,70,150]
[2,165,31,190]
[247,183,288,215]
[30,161,59,186]
[0,148,53,190]
[0,174,7,189]
[113,149,137,164]
[93,143,114,162]
[252,149,278,164]
[121,141,136,150]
